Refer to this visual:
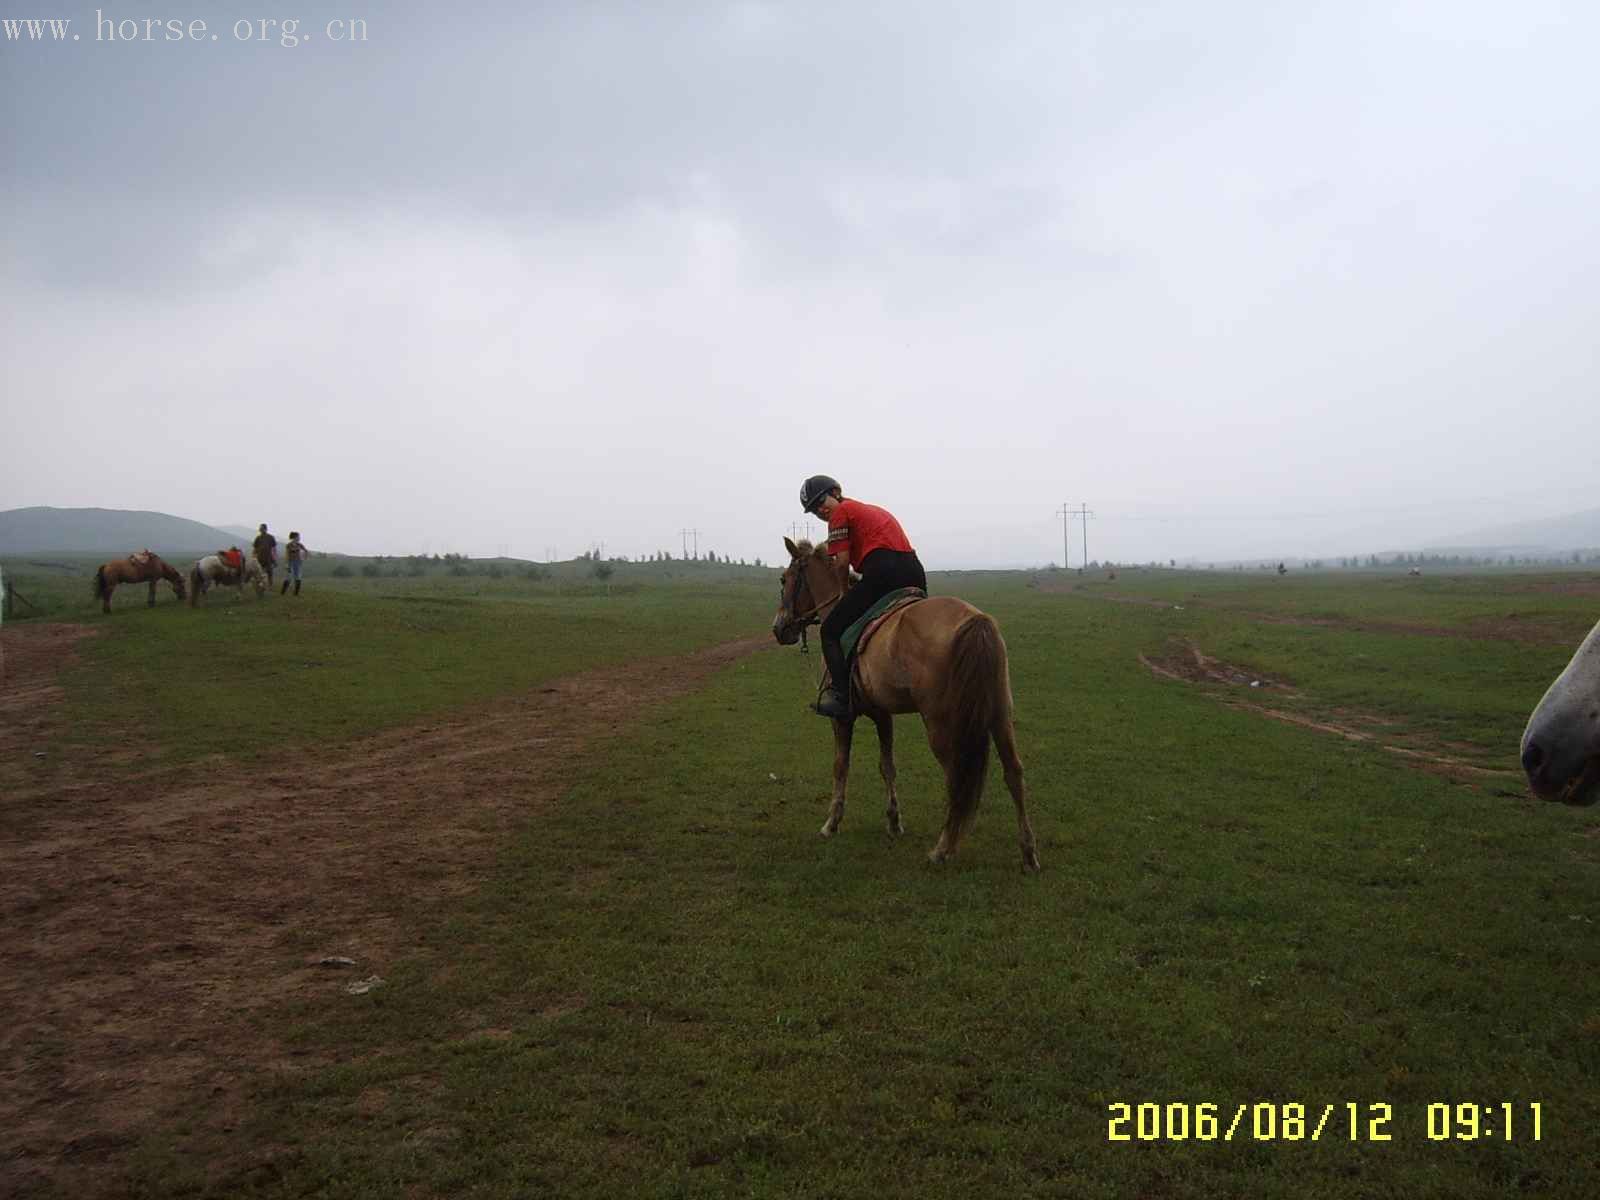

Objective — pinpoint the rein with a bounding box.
[783,554,848,702]
[784,555,843,627]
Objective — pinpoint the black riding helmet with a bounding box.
[800,474,841,515]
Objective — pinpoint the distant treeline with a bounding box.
[323,551,771,581]
[1041,549,1600,572]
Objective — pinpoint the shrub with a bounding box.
[331,564,353,578]
[360,563,381,578]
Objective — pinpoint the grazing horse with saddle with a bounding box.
[189,546,266,605]
[92,549,187,612]
[771,476,1040,871]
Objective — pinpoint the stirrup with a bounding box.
[814,689,851,719]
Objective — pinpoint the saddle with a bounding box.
[839,587,926,691]
[128,549,154,566]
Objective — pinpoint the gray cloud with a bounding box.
[4,1,1598,565]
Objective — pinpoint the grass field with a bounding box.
[5,561,1598,1197]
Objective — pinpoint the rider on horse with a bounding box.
[799,474,927,719]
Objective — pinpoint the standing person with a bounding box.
[282,531,309,595]
[799,474,927,719]
[253,523,278,588]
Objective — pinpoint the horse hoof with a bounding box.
[926,848,948,865]
[819,823,836,839]
[1022,852,1042,873]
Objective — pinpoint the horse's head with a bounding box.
[155,557,185,596]
[1521,616,1600,806]
[772,536,844,645]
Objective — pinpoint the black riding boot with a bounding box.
[816,638,851,718]
[281,580,290,595]
[293,579,302,595]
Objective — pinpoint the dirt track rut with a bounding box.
[0,623,771,1196]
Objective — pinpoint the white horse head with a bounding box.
[242,556,267,595]
[1521,617,1600,806]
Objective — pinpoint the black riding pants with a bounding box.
[820,549,928,692]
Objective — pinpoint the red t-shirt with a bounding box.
[827,499,914,570]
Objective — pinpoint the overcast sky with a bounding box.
[4,2,1596,566]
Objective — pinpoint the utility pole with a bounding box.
[680,528,700,559]
[1055,503,1072,570]
[1066,503,1094,570]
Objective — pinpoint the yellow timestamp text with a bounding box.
[1107,1101,1544,1143]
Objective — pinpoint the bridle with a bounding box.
[780,552,842,633]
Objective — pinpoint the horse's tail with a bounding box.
[93,566,107,600]
[942,612,1010,841]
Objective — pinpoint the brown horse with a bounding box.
[771,537,1040,871]
[93,550,187,613]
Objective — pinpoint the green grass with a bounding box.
[16,568,1600,1196]
[11,566,774,768]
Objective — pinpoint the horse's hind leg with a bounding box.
[923,719,959,864]
[820,717,854,838]
[147,579,157,608]
[993,718,1040,873]
[870,713,903,836]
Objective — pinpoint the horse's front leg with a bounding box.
[870,713,902,836]
[146,579,158,607]
[820,717,855,838]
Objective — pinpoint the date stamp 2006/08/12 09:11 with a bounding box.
[1107,1101,1544,1143]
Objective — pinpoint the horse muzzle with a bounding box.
[1520,727,1600,806]
[773,612,803,645]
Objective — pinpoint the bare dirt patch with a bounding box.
[1139,639,1521,788]
[1138,642,1295,691]
[0,623,100,797]
[0,623,772,1197]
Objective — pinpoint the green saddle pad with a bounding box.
[840,587,927,664]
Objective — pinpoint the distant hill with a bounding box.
[1426,506,1600,555]
[0,507,244,554]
